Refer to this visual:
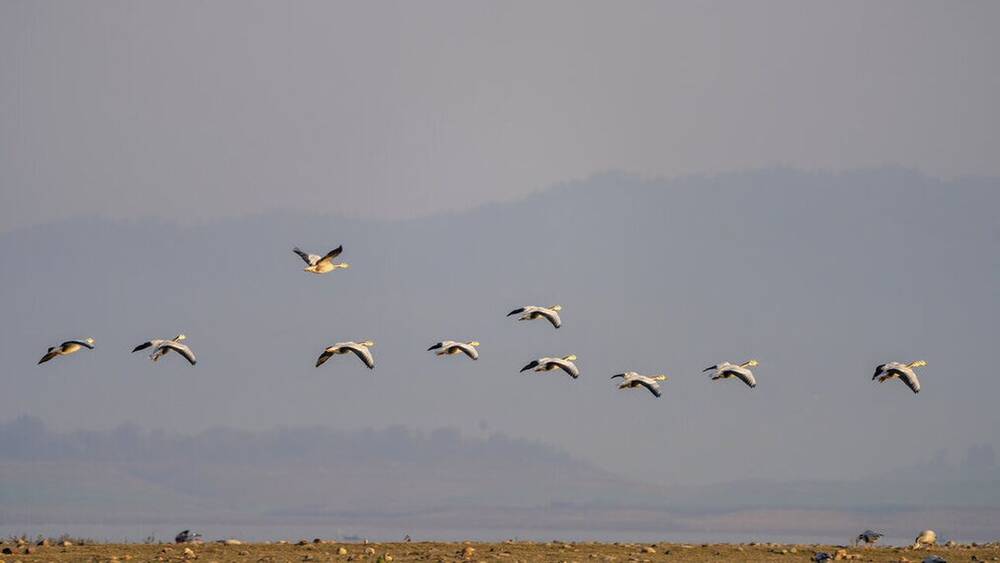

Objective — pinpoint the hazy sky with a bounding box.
[2,1,999,231]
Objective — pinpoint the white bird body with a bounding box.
[293,245,349,274]
[704,360,758,388]
[507,305,562,328]
[611,371,667,397]
[428,340,480,360]
[38,338,95,364]
[873,361,925,394]
[521,355,579,378]
[316,341,375,369]
[132,334,197,365]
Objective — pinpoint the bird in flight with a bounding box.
[507,305,562,329]
[521,355,579,379]
[316,341,375,369]
[38,338,95,365]
[704,360,758,388]
[427,341,480,360]
[132,334,197,365]
[293,245,349,274]
[611,371,667,397]
[872,361,926,394]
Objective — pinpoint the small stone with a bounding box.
[1,549,11,555]
[183,547,196,559]
[641,547,655,554]
[463,546,476,559]
[337,547,348,555]
[364,547,376,555]
[224,540,242,545]
[61,541,73,547]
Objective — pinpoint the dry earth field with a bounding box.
[2,541,999,563]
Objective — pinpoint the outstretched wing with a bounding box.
[539,309,561,328]
[456,343,479,360]
[552,359,578,378]
[520,360,540,372]
[723,368,756,388]
[315,348,335,367]
[66,340,95,350]
[609,373,626,379]
[317,245,343,264]
[38,349,59,364]
[427,342,444,351]
[638,380,662,397]
[132,341,154,353]
[888,368,920,393]
[348,344,375,369]
[703,364,718,373]
[159,341,197,365]
[872,363,887,380]
[506,307,525,317]
[293,247,316,266]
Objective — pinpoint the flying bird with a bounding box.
[873,361,926,393]
[316,341,375,369]
[520,355,579,378]
[132,334,197,365]
[704,360,758,388]
[855,530,884,546]
[37,338,95,364]
[293,245,349,274]
[507,305,562,329]
[427,341,480,360]
[610,371,667,397]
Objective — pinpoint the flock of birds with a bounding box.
[36,244,930,398]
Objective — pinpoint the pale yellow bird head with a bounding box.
[85,337,95,345]
[550,305,562,311]
[468,341,480,347]
[361,340,375,348]
[653,375,668,381]
[175,334,187,341]
[563,354,577,361]
[744,359,759,367]
[909,360,927,368]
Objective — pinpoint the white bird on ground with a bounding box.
[427,341,480,360]
[293,245,349,274]
[37,338,95,365]
[506,305,562,329]
[703,360,758,388]
[610,371,668,397]
[132,334,197,365]
[520,355,579,379]
[316,341,375,369]
[873,361,926,394]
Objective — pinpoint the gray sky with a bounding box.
[2,1,999,231]
[1,2,999,535]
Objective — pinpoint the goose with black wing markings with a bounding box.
[316,341,375,369]
[293,245,349,274]
[507,305,562,328]
[132,334,197,365]
[521,355,579,379]
[38,338,95,365]
[872,360,926,394]
[704,360,758,388]
[427,341,480,360]
[611,371,667,397]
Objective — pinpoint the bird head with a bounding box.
[653,374,668,381]
[908,360,927,368]
[743,359,759,367]
[550,305,562,311]
[563,354,577,361]
[85,338,95,345]
[339,263,350,269]
[174,334,187,341]
[361,341,375,348]
[468,341,480,347]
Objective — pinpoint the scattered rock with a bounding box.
[944,540,957,547]
[641,547,655,554]
[462,546,476,559]
[1,549,11,555]
[337,547,348,555]
[36,539,49,547]
[183,547,196,559]
[222,540,243,545]
[364,547,376,556]
[61,541,73,547]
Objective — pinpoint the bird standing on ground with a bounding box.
[427,341,480,360]
[521,355,580,378]
[855,530,884,546]
[316,341,375,369]
[610,371,667,397]
[873,361,926,394]
[293,245,349,274]
[37,338,95,364]
[507,305,562,328]
[132,335,197,365]
[704,360,758,388]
